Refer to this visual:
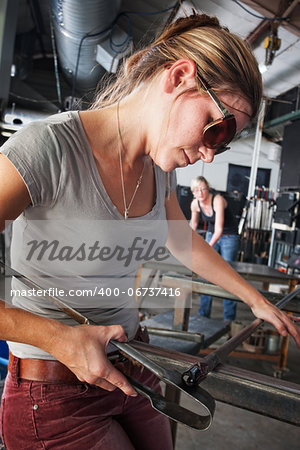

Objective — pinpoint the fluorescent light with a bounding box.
[1,131,13,138]
[259,63,269,74]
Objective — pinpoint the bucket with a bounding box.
[265,330,281,354]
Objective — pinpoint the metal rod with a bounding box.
[146,327,204,343]
[130,341,300,425]
[0,261,90,325]
[204,285,300,373]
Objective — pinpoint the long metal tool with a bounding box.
[146,327,204,343]
[182,286,300,385]
[0,261,215,430]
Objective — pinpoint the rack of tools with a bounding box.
[268,190,300,271]
[239,187,276,264]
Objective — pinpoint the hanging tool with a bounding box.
[264,26,281,66]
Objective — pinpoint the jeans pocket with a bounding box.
[40,382,89,404]
[31,383,90,443]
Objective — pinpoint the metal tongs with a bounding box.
[1,262,299,430]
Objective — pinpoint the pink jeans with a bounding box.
[0,355,173,450]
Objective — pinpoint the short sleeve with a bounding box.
[0,121,63,207]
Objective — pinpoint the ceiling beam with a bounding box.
[241,0,300,38]
[246,19,270,46]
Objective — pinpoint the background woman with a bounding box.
[190,176,240,321]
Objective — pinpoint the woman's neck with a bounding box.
[199,193,212,207]
[79,93,148,169]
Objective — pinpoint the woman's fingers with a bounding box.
[281,315,300,346]
[83,358,137,396]
[99,326,138,396]
[104,324,128,346]
[101,362,137,397]
[291,315,300,322]
[75,360,137,396]
[252,301,300,348]
[79,325,138,396]
[61,324,139,395]
[271,310,300,347]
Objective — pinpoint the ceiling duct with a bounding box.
[50,0,121,92]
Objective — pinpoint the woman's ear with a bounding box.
[163,59,196,93]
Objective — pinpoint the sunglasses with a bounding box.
[197,72,237,155]
[193,187,208,193]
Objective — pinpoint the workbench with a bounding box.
[139,255,300,442]
[141,311,230,354]
[230,260,300,291]
[140,296,300,443]
[140,255,300,366]
[152,271,299,374]
[142,255,300,294]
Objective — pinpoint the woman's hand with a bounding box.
[47,323,138,397]
[251,297,300,347]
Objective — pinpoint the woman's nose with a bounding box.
[198,146,215,163]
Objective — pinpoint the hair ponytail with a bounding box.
[90,13,262,118]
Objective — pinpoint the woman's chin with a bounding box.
[154,159,176,173]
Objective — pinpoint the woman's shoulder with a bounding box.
[191,198,200,211]
[2,111,77,146]
[213,193,227,209]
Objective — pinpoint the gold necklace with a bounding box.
[116,102,145,219]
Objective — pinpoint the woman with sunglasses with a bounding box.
[0,13,299,450]
[190,176,240,321]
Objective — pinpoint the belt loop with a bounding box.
[9,352,20,387]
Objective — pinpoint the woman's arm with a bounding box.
[165,190,300,347]
[0,300,136,395]
[0,154,137,396]
[190,198,200,231]
[208,194,225,247]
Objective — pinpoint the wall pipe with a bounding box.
[50,0,121,93]
[247,99,266,200]
[263,108,300,129]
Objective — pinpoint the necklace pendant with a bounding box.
[124,209,128,220]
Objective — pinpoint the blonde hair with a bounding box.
[90,13,262,118]
[191,176,210,191]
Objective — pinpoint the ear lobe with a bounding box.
[163,59,196,93]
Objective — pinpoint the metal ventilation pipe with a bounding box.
[50,0,121,93]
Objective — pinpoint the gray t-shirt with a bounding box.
[1,111,177,358]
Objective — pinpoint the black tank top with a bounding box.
[198,194,238,235]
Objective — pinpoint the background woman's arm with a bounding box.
[208,194,225,247]
[190,198,200,231]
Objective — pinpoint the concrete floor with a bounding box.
[0,270,299,449]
